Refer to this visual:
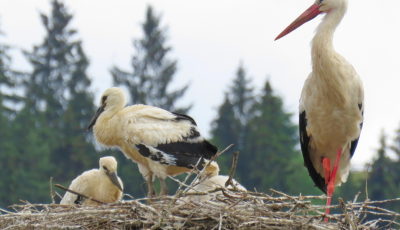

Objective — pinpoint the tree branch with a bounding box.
[54,184,105,205]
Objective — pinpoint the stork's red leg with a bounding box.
[322,158,331,185]
[324,148,342,222]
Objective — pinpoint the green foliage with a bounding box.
[366,130,400,213]
[111,5,191,114]
[22,0,77,124]
[54,40,98,183]
[210,93,240,173]
[210,63,255,173]
[0,21,27,207]
[0,25,22,116]
[210,68,326,196]
[2,107,56,205]
[244,80,315,194]
[0,0,100,207]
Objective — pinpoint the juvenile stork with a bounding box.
[185,160,246,202]
[275,0,364,221]
[87,87,218,198]
[60,156,123,205]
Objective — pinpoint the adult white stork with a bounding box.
[87,87,218,199]
[275,0,364,221]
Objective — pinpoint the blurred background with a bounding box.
[0,0,399,216]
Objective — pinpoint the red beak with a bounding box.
[275,4,322,41]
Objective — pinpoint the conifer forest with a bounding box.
[1,0,400,223]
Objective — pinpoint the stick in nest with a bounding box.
[225,151,239,190]
[183,144,233,195]
[54,184,105,205]
[339,198,356,230]
[49,177,55,204]
[151,145,233,230]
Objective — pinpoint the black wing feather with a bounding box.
[74,195,84,205]
[299,110,327,194]
[350,103,364,158]
[171,112,197,125]
[136,140,217,169]
[136,116,218,169]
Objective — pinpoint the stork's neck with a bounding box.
[94,113,119,146]
[311,6,349,107]
[311,7,346,69]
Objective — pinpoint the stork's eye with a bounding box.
[102,96,108,104]
[319,0,324,4]
[103,166,108,171]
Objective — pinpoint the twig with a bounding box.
[218,212,222,230]
[50,177,55,204]
[179,204,205,229]
[0,208,14,214]
[339,198,356,230]
[270,189,298,202]
[184,144,233,195]
[54,184,105,205]
[151,149,217,230]
[55,191,63,200]
[353,192,361,203]
[365,163,371,201]
[225,151,239,190]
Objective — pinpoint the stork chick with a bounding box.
[275,0,364,221]
[60,156,123,205]
[185,160,246,202]
[87,87,218,199]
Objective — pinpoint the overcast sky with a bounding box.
[1,0,399,168]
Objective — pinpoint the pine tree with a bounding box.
[210,63,255,174]
[364,130,400,214]
[369,131,394,202]
[11,0,99,203]
[111,5,190,113]
[22,2,69,124]
[0,24,22,116]
[244,80,311,193]
[210,93,240,172]
[230,64,254,150]
[0,23,23,207]
[4,106,55,205]
[390,124,400,161]
[55,40,99,184]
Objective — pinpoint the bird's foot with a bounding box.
[147,189,157,204]
[159,179,169,197]
[324,148,342,223]
[325,178,335,222]
[159,187,168,197]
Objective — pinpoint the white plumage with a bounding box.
[87,87,218,198]
[60,156,123,205]
[275,0,364,221]
[185,161,246,202]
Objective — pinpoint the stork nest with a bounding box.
[1,188,400,230]
[1,149,400,229]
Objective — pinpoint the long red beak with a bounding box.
[275,4,322,41]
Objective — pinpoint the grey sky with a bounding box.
[1,0,399,168]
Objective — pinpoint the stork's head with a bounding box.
[99,156,124,192]
[202,160,220,178]
[316,0,348,13]
[87,87,127,130]
[275,0,348,40]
